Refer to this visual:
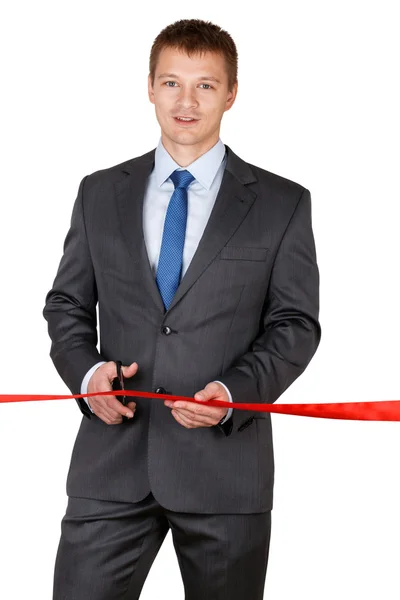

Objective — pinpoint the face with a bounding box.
[148,46,237,153]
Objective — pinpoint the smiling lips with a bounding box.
[173,116,199,126]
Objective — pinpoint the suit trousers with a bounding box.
[52,491,272,600]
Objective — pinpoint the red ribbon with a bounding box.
[1,390,400,420]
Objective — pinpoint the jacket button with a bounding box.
[154,387,166,394]
[161,326,171,335]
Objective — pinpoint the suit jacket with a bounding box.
[43,144,321,513]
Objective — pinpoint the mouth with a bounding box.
[173,116,200,127]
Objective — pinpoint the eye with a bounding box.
[165,81,177,87]
[199,83,212,89]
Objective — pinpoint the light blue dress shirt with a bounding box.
[82,137,233,423]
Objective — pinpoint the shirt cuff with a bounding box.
[81,361,107,413]
[214,380,233,423]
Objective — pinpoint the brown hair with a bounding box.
[149,19,238,91]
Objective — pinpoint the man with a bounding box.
[43,18,321,600]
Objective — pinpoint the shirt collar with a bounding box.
[154,137,226,191]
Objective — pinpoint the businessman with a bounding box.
[43,18,321,600]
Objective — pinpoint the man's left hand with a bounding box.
[164,381,229,428]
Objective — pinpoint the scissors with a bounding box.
[112,360,129,422]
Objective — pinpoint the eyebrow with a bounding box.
[157,73,221,84]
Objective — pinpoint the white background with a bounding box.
[1,1,399,598]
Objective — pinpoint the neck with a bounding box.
[161,133,220,167]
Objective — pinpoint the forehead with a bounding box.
[155,46,227,80]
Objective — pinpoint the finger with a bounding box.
[95,397,126,421]
[90,400,122,424]
[172,409,194,428]
[96,379,135,418]
[86,368,131,422]
[121,362,138,378]
[173,408,214,427]
[97,410,123,425]
[126,401,136,412]
[97,398,136,424]
[194,382,220,401]
[93,395,134,420]
[107,397,135,418]
[173,405,215,422]
[107,395,135,415]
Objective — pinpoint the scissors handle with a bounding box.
[112,360,129,422]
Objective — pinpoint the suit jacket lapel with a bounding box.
[168,150,258,312]
[114,144,258,315]
[114,149,166,313]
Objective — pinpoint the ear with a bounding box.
[225,81,238,112]
[148,74,155,105]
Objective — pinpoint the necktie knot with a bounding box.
[170,169,195,190]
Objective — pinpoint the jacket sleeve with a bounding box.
[217,188,321,418]
[43,175,106,419]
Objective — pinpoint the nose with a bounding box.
[177,85,198,110]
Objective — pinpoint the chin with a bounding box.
[166,130,202,145]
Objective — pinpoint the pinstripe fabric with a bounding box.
[156,169,195,310]
[43,144,321,512]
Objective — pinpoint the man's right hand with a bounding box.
[87,361,138,425]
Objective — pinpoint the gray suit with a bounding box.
[44,144,320,598]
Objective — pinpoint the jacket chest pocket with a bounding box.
[215,245,270,289]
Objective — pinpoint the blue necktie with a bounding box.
[156,169,195,310]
